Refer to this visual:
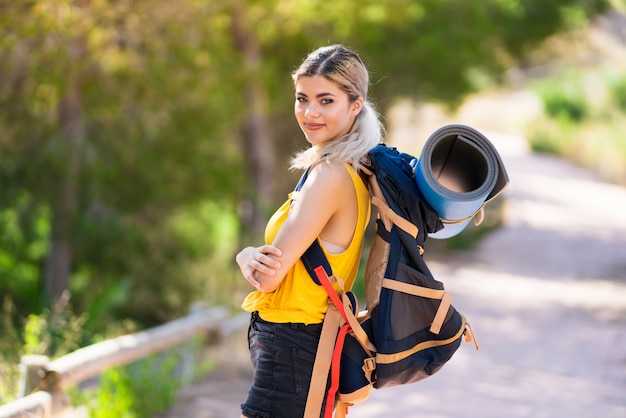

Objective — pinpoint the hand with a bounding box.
[235,245,282,289]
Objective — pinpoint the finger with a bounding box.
[253,260,277,277]
[246,270,260,288]
[259,254,281,271]
[261,245,282,257]
[238,261,260,287]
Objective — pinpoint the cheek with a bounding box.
[294,106,302,121]
[338,111,354,126]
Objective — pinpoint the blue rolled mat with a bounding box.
[415,124,509,239]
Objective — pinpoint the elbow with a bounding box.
[256,280,280,294]
[254,274,282,293]
[256,284,276,294]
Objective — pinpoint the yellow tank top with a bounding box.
[241,164,371,325]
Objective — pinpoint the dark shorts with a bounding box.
[241,312,329,418]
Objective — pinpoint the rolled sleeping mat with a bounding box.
[415,124,509,239]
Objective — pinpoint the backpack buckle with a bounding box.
[362,356,376,372]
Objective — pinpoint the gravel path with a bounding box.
[157,128,626,418]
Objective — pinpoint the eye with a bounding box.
[296,96,307,103]
[321,98,334,105]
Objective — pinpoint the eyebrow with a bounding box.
[295,92,337,98]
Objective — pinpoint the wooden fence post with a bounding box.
[16,355,49,398]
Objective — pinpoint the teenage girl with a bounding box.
[236,44,383,418]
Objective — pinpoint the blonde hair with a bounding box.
[290,45,384,170]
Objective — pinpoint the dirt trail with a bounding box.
[157,95,626,418]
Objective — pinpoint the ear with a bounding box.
[351,97,363,116]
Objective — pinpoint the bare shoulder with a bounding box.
[306,161,353,192]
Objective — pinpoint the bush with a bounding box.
[0,298,21,404]
[537,82,589,122]
[609,75,626,112]
[527,69,626,187]
[526,115,578,155]
[22,293,87,357]
[76,342,206,418]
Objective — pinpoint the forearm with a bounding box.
[236,245,283,292]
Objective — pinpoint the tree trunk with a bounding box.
[45,75,82,304]
[44,12,87,305]
[229,1,276,235]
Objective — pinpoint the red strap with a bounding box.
[314,266,350,322]
[314,266,354,418]
[324,323,350,418]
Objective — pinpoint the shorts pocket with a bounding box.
[248,317,275,389]
[292,347,312,397]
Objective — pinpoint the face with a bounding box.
[294,75,362,146]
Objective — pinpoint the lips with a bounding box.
[305,123,324,131]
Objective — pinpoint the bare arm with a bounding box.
[236,163,355,293]
[235,244,283,289]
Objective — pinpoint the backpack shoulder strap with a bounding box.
[303,263,375,418]
[304,301,344,418]
[302,240,332,286]
[360,159,420,239]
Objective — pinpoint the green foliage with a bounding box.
[169,201,240,258]
[609,74,626,112]
[22,295,88,357]
[535,79,589,122]
[527,116,577,154]
[0,361,19,405]
[0,193,49,316]
[528,67,626,186]
[0,0,245,328]
[88,368,135,418]
[0,295,88,404]
[276,0,609,105]
[79,348,187,418]
[0,298,22,404]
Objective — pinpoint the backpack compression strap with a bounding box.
[360,162,421,241]
[381,278,452,335]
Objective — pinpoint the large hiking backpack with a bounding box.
[301,143,480,418]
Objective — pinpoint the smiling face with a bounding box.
[294,75,363,146]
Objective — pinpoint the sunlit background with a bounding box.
[1,0,625,416]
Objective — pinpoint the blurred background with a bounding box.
[1,0,626,414]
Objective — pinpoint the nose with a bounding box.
[305,102,319,118]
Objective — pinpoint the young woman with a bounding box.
[235,44,384,418]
